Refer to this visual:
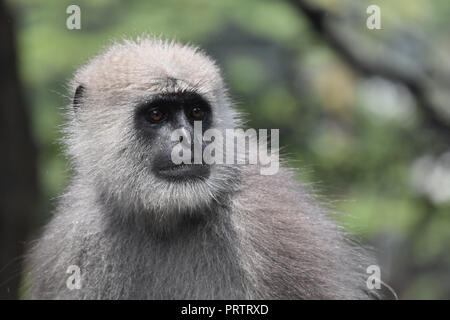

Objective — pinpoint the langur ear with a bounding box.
[73,85,85,111]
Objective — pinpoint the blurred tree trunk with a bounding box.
[0,0,39,299]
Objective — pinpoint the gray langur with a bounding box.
[28,37,376,299]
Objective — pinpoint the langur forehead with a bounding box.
[76,64,222,104]
[75,41,222,91]
[81,77,218,112]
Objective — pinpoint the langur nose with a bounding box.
[178,127,192,147]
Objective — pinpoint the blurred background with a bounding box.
[1,0,449,299]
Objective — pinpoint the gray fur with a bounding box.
[28,37,374,300]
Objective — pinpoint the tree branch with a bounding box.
[288,0,450,137]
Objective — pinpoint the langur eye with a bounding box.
[190,107,205,120]
[146,108,165,123]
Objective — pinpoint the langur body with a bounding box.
[29,38,374,299]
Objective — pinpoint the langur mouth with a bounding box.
[156,163,210,181]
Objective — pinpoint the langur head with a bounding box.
[66,37,242,222]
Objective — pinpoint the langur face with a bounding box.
[67,39,242,219]
[134,91,212,182]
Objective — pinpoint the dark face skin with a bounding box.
[134,92,212,182]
